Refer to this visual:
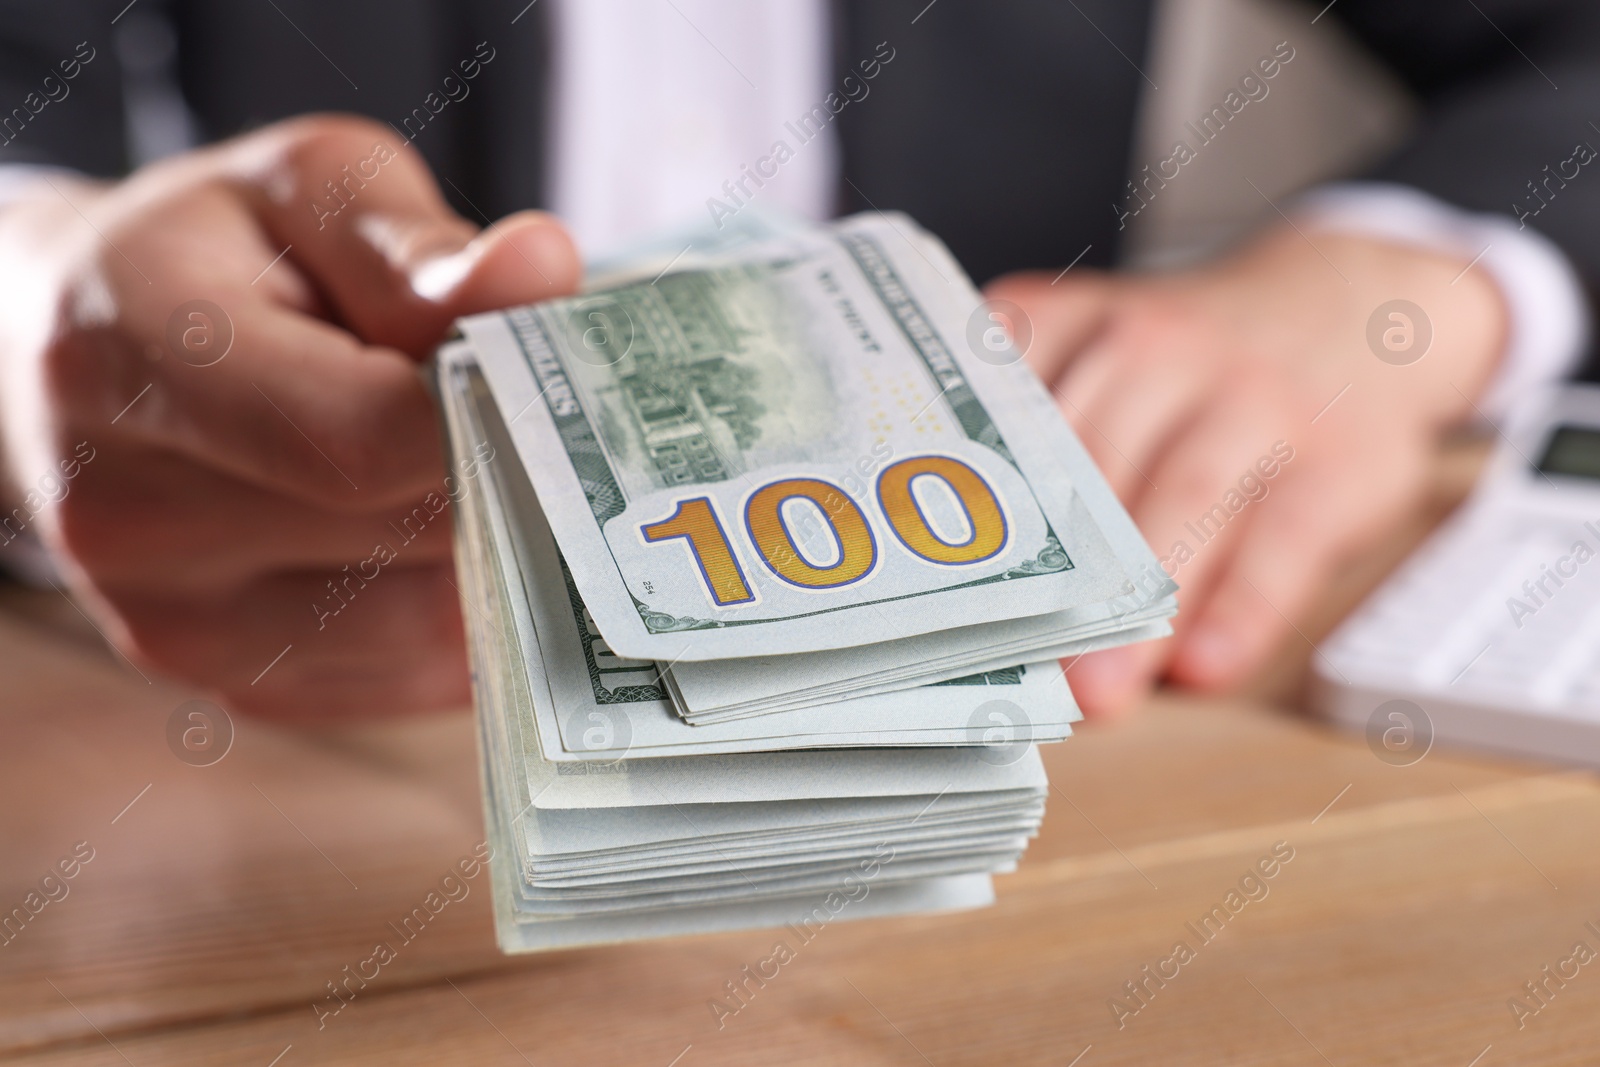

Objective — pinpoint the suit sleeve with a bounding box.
[1331,0,1600,300]
[0,0,128,175]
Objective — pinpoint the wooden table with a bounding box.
[3,443,1597,1067]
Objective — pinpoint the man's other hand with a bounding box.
[988,224,1507,717]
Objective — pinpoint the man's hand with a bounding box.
[987,224,1507,717]
[0,115,580,721]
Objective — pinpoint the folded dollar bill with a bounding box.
[436,210,1174,953]
[447,353,1085,751]
[458,211,1174,665]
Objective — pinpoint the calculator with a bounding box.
[1317,384,1600,765]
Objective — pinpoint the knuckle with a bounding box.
[40,320,152,429]
[1104,321,1190,371]
[1162,446,1238,495]
[1109,333,1172,376]
[1120,294,1193,335]
[236,114,410,213]
[310,432,388,501]
[305,380,441,507]
[36,266,163,426]
[272,113,397,169]
[36,311,93,414]
[1231,364,1294,406]
[1114,290,1237,362]
[1258,496,1328,549]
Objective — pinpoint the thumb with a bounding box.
[233,115,580,357]
[410,210,584,320]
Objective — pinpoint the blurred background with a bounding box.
[1129,0,1412,269]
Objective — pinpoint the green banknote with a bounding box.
[461,212,1155,661]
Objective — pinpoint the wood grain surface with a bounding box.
[4,440,1596,1066]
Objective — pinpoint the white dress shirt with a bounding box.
[544,0,836,260]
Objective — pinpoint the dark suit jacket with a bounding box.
[2,0,1597,371]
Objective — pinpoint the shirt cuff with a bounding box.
[0,164,82,207]
[0,166,79,588]
[1293,181,1591,421]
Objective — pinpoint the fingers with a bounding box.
[1065,641,1170,721]
[1046,345,1125,480]
[106,562,470,722]
[1068,378,1292,717]
[75,298,445,511]
[986,273,1218,505]
[35,156,441,512]
[227,115,581,357]
[1051,295,1225,503]
[4,115,567,726]
[1056,342,1212,504]
[983,271,1113,385]
[45,440,455,594]
[412,210,584,315]
[52,119,553,511]
[1168,415,1429,689]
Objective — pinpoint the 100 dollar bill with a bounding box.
[461,213,1140,660]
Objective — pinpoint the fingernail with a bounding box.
[410,243,480,302]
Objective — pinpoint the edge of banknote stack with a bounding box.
[433,210,1178,953]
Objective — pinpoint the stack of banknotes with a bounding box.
[435,211,1176,952]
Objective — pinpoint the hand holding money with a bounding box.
[0,116,581,721]
[988,222,1506,715]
